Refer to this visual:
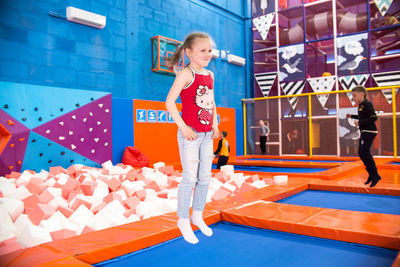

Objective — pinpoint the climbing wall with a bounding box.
[0,81,112,175]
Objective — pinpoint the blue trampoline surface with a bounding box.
[245,158,347,163]
[277,190,400,215]
[94,222,397,267]
[212,164,328,173]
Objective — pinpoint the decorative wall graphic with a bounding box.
[252,0,275,17]
[374,0,394,16]
[372,70,400,104]
[280,80,306,110]
[307,76,336,107]
[22,132,100,173]
[33,94,112,164]
[337,33,368,76]
[254,72,277,97]
[278,44,305,82]
[339,74,370,106]
[0,109,30,175]
[253,13,275,40]
[0,81,109,129]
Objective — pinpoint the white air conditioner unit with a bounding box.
[66,7,106,29]
[227,54,246,66]
[211,49,220,59]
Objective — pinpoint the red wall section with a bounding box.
[133,100,236,166]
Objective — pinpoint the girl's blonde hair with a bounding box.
[165,32,212,67]
[351,85,367,98]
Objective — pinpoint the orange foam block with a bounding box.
[28,203,56,225]
[50,229,76,241]
[211,187,232,201]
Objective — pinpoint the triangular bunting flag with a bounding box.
[254,72,277,97]
[253,13,275,40]
[307,76,336,107]
[339,74,369,106]
[280,81,305,110]
[374,0,393,16]
[372,70,400,104]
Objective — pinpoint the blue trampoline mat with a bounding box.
[94,222,397,267]
[244,158,347,163]
[212,164,328,173]
[390,162,400,165]
[277,190,400,215]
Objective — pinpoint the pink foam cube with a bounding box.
[123,208,137,218]
[106,177,121,192]
[38,190,56,204]
[49,166,67,176]
[126,169,138,181]
[91,202,107,215]
[81,182,95,196]
[123,196,140,210]
[57,206,74,218]
[70,197,92,211]
[103,192,123,204]
[135,189,147,201]
[144,181,161,192]
[245,174,260,183]
[7,172,22,179]
[50,229,76,241]
[28,203,56,225]
[238,182,257,194]
[157,192,168,199]
[263,178,275,185]
[211,187,232,201]
[22,194,39,214]
[0,237,22,256]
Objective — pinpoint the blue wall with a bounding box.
[0,0,251,159]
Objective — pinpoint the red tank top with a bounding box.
[180,67,214,132]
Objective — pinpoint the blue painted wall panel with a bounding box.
[112,97,134,164]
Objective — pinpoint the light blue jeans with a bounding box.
[177,129,214,218]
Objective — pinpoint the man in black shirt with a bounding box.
[346,86,381,187]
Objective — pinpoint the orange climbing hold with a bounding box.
[10,143,15,148]
[19,137,25,142]
[7,120,15,125]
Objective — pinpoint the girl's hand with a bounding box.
[354,121,359,127]
[212,126,219,139]
[181,126,198,140]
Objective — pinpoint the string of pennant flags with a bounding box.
[254,71,399,110]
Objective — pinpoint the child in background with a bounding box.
[214,131,230,169]
[250,120,270,154]
[165,32,219,244]
[346,85,381,187]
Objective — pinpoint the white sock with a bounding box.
[191,210,213,237]
[177,218,199,244]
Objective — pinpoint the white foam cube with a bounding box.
[221,165,234,176]
[56,173,69,185]
[69,204,94,227]
[0,181,16,198]
[121,180,136,196]
[144,189,157,202]
[209,178,223,192]
[0,198,24,222]
[13,186,32,200]
[274,175,288,185]
[115,189,128,201]
[14,214,33,236]
[17,224,52,248]
[232,173,245,189]
[0,209,17,242]
[141,167,154,178]
[154,171,168,186]
[48,196,69,210]
[127,214,140,223]
[251,180,267,189]
[222,183,236,193]
[101,160,114,170]
[16,171,34,186]
[39,218,63,233]
[167,188,178,200]
[153,162,165,170]
[42,177,56,188]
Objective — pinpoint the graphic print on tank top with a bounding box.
[180,68,214,132]
[196,85,213,125]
